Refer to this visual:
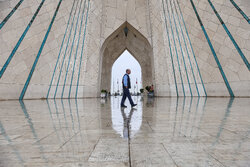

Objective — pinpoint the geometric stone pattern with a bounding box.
[100,22,153,92]
[0,97,249,166]
[0,0,249,99]
[177,0,250,96]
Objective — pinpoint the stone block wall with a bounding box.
[0,0,249,99]
[177,0,250,96]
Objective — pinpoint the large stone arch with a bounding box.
[99,22,154,92]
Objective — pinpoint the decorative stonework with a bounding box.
[0,0,249,99]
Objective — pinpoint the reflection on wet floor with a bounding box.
[0,97,249,166]
[111,96,142,138]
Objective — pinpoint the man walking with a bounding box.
[121,69,137,108]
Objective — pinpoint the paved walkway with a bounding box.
[0,97,249,166]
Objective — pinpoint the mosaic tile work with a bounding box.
[0,96,249,166]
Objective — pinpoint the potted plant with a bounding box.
[145,85,154,97]
[100,89,107,98]
[140,88,144,96]
[145,86,151,92]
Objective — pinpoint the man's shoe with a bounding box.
[121,105,127,108]
[132,104,137,108]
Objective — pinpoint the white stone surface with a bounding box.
[0,97,249,166]
[0,0,249,99]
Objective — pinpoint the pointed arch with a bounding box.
[111,50,142,94]
[99,22,154,92]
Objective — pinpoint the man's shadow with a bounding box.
[120,107,137,139]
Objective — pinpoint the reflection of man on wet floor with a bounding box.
[121,69,137,108]
[121,108,136,138]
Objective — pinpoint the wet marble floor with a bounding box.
[0,97,249,167]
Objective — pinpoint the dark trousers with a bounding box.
[121,88,134,106]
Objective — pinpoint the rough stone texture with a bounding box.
[0,0,249,99]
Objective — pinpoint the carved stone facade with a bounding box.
[0,0,249,99]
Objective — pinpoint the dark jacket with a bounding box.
[122,74,131,89]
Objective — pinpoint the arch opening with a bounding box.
[111,50,142,95]
[99,22,154,94]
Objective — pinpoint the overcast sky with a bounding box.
[111,50,142,94]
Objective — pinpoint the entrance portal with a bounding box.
[111,50,142,95]
[100,22,153,93]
